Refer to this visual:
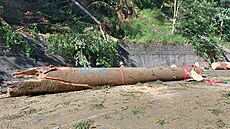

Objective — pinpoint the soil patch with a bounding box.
[0,75,229,129]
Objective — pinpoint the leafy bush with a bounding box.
[178,0,229,62]
[48,29,117,67]
[179,1,226,38]
[132,0,164,9]
[190,37,224,63]
[0,23,34,57]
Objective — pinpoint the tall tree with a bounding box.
[171,0,182,34]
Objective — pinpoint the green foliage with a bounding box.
[73,122,90,129]
[103,0,164,10]
[222,91,230,98]
[224,102,230,104]
[122,9,187,44]
[93,103,105,109]
[155,80,163,84]
[48,29,117,67]
[135,82,143,86]
[190,37,224,63]
[132,0,164,9]
[156,119,166,126]
[220,8,230,41]
[131,108,141,115]
[22,108,37,114]
[105,0,118,5]
[178,0,229,62]
[31,0,95,34]
[0,23,34,57]
[36,0,73,22]
[179,1,229,38]
[2,0,229,65]
[211,109,223,116]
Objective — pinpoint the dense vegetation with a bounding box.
[0,0,229,66]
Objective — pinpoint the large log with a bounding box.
[3,66,193,97]
[13,66,191,84]
[211,62,230,70]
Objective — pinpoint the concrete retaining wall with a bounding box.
[116,42,205,67]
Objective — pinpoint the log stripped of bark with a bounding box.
[2,66,195,97]
[211,62,230,70]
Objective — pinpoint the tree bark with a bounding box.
[171,0,182,34]
[171,0,177,34]
[3,66,193,97]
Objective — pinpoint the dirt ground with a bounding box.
[0,75,230,129]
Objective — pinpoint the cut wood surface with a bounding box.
[211,62,230,70]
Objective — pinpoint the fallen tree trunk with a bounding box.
[211,62,230,70]
[3,66,193,97]
[6,80,93,97]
